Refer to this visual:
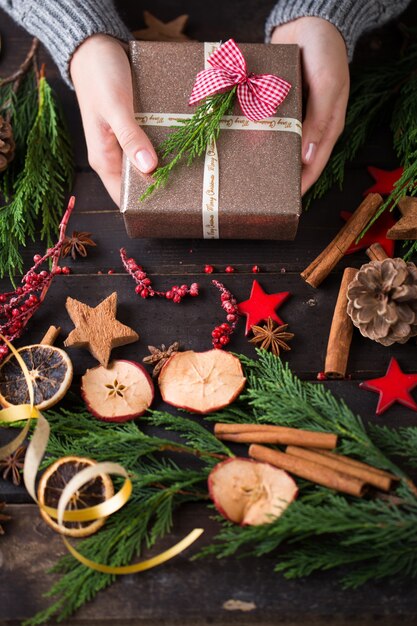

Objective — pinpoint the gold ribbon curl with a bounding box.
[0,335,203,572]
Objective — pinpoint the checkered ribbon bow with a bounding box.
[189,39,291,122]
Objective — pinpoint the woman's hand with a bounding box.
[70,34,158,205]
[271,17,349,195]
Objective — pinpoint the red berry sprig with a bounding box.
[0,196,75,361]
[211,280,240,349]
[120,248,199,303]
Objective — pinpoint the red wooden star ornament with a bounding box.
[237,280,290,335]
[364,166,404,196]
[340,209,396,256]
[359,357,417,415]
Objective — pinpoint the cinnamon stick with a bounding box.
[214,423,337,449]
[366,242,389,261]
[285,446,394,492]
[249,444,367,497]
[324,267,357,379]
[40,325,61,346]
[300,193,383,288]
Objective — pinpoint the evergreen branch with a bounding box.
[305,33,417,225]
[144,410,234,460]
[369,424,417,469]
[21,352,417,623]
[140,88,236,200]
[0,67,73,281]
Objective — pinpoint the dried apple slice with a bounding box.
[158,349,245,414]
[81,360,154,422]
[208,458,298,526]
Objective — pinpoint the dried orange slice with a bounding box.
[37,456,114,537]
[0,344,73,410]
[158,349,246,414]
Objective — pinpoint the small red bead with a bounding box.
[135,285,142,294]
[225,266,235,273]
[107,269,115,275]
[252,265,260,273]
[227,314,237,322]
[204,265,214,274]
[33,254,42,263]
[219,335,230,346]
[140,289,149,298]
[54,266,62,274]
[316,372,327,381]
[165,290,173,299]
[11,308,20,317]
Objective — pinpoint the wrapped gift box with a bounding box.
[121,41,301,240]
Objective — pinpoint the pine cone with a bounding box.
[0,115,15,173]
[347,258,417,346]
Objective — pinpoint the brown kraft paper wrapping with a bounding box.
[121,41,301,240]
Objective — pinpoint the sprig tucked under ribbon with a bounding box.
[0,336,203,574]
[140,39,291,200]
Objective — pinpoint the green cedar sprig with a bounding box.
[24,352,417,624]
[140,87,236,201]
[0,55,73,281]
[305,28,417,259]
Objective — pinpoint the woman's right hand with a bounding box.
[70,34,158,205]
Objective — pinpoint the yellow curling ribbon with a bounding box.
[0,335,203,572]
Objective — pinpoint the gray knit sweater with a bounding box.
[0,0,412,83]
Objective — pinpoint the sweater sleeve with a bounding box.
[0,0,132,85]
[265,0,412,60]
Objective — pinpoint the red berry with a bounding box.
[317,372,327,381]
[225,266,235,273]
[221,293,229,302]
[219,335,230,346]
[33,254,42,263]
[140,288,149,298]
[173,294,181,303]
[189,283,199,296]
[0,295,7,303]
[227,314,237,322]
[135,285,142,294]
[142,278,151,286]
[165,290,173,299]
[11,308,20,317]
[107,269,115,275]
[252,265,260,273]
[220,323,230,332]
[135,271,146,281]
[39,270,49,279]
[0,345,9,357]
[204,265,214,274]
[54,266,62,274]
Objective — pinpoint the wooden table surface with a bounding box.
[1,1,417,624]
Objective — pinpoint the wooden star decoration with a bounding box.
[364,166,404,196]
[359,357,417,415]
[133,11,191,42]
[387,196,417,240]
[237,280,290,336]
[340,209,396,256]
[64,292,138,368]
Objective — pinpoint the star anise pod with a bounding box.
[61,231,97,260]
[143,341,180,377]
[249,318,294,356]
[0,500,11,535]
[0,445,26,486]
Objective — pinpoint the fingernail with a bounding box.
[135,149,156,173]
[304,142,316,164]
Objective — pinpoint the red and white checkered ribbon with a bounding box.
[189,39,291,122]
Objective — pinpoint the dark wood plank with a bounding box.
[2,503,417,626]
